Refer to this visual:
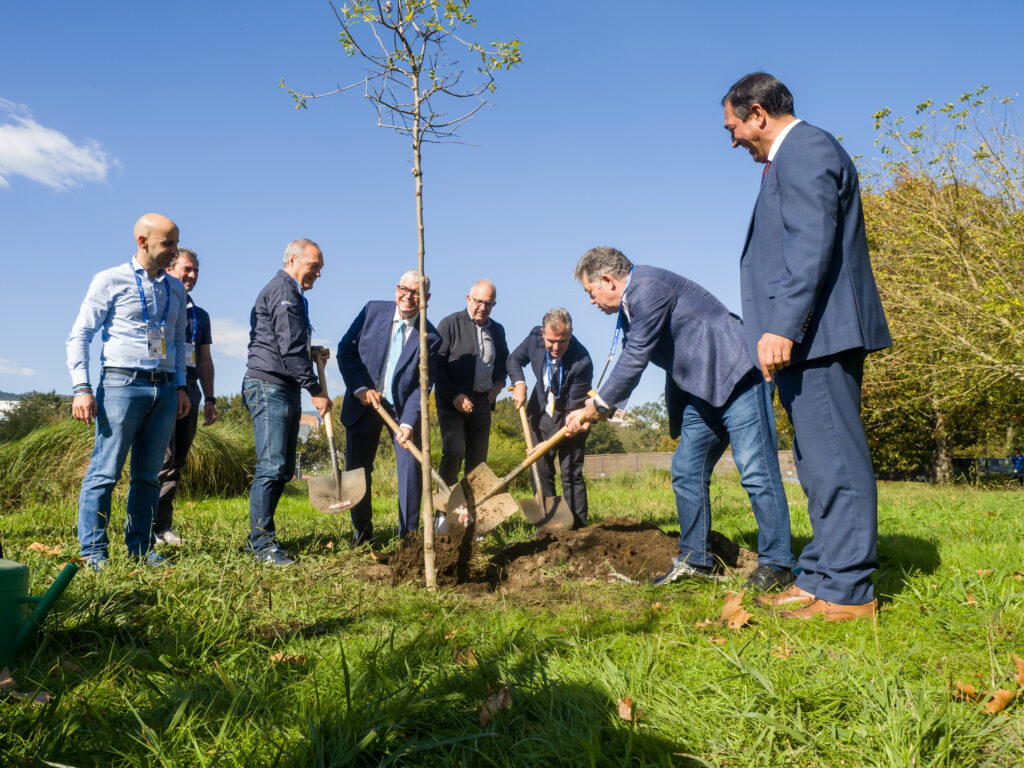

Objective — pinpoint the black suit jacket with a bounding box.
[507,327,593,424]
[434,309,509,407]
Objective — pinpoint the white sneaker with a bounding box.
[154,529,184,546]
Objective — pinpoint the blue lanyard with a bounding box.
[188,302,197,344]
[596,267,634,387]
[545,351,562,398]
[129,262,170,330]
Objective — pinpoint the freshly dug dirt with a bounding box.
[387,517,757,590]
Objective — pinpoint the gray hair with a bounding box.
[573,247,633,283]
[170,247,198,269]
[542,307,572,332]
[283,238,320,265]
[399,269,430,295]
[470,279,496,297]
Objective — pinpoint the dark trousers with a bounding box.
[777,349,878,605]
[437,392,492,486]
[529,412,588,526]
[345,403,423,544]
[155,380,202,532]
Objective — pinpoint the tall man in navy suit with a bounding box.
[508,308,594,528]
[723,72,892,621]
[337,271,440,546]
[566,248,796,588]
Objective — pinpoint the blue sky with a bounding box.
[2,0,1022,409]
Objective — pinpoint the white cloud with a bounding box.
[0,98,114,191]
[0,358,36,376]
[210,317,252,360]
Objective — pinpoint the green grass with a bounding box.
[1,473,1022,766]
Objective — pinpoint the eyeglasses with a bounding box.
[469,296,496,309]
[396,285,420,301]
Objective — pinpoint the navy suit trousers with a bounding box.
[777,349,878,605]
[345,404,422,543]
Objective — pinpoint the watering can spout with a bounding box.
[5,561,79,663]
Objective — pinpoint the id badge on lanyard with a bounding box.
[131,263,171,361]
[185,342,196,366]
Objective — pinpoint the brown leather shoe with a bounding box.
[754,584,815,608]
[780,598,878,622]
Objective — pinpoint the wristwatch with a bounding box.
[592,398,612,417]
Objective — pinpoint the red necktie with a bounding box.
[762,160,771,181]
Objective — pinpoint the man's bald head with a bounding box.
[134,213,180,277]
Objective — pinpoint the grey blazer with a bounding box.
[597,265,756,436]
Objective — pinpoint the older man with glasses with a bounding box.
[337,271,440,547]
[434,279,509,489]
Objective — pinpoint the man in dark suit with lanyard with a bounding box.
[155,247,217,547]
[508,308,593,528]
[566,247,796,589]
[337,270,440,547]
[723,72,892,620]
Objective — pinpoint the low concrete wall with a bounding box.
[583,450,798,481]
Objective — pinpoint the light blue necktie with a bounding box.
[381,321,405,400]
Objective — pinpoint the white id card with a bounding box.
[147,328,167,360]
[185,342,196,366]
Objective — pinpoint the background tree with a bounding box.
[862,87,1024,480]
[283,0,520,586]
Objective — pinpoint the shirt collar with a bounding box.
[285,271,304,294]
[767,118,802,162]
[131,255,166,281]
[467,308,490,329]
[394,307,414,328]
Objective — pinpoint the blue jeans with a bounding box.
[77,370,179,560]
[243,376,301,554]
[670,376,795,570]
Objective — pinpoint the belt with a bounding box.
[104,367,175,383]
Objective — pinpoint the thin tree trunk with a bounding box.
[932,406,951,483]
[412,69,436,589]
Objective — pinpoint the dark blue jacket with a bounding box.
[740,121,891,363]
[244,270,323,396]
[337,300,440,430]
[597,265,755,436]
[507,326,593,423]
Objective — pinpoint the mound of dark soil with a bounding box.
[388,517,757,590]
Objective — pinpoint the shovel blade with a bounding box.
[308,468,367,514]
[519,496,575,532]
[442,462,520,534]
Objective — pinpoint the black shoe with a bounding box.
[743,564,795,592]
[652,557,725,586]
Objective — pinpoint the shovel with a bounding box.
[307,355,367,514]
[370,400,453,513]
[509,389,576,532]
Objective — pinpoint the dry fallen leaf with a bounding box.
[269,652,306,664]
[952,682,981,702]
[985,689,1016,715]
[709,637,727,645]
[695,618,720,628]
[421,612,434,618]
[1011,653,1024,687]
[444,626,465,640]
[651,601,665,612]
[721,590,753,630]
[479,685,511,727]
[772,644,795,659]
[57,660,83,674]
[557,626,568,632]
[617,696,642,722]
[453,643,478,668]
[975,568,992,577]
[10,689,53,705]
[27,542,62,556]
[325,541,334,550]
[966,593,977,605]
[1013,572,1023,581]
[0,668,16,691]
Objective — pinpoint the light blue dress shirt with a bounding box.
[66,256,188,388]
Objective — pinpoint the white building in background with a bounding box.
[0,400,19,417]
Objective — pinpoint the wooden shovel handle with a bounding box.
[314,355,336,442]
[371,399,451,494]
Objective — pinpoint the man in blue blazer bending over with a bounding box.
[566,247,796,590]
[723,73,891,621]
[337,270,440,547]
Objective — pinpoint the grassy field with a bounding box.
[1,472,1022,766]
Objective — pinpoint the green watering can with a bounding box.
[0,559,79,667]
